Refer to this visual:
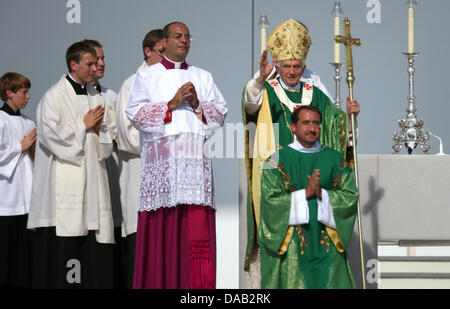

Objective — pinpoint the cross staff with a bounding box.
[335,17,361,93]
[335,17,366,289]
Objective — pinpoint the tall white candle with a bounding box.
[261,27,267,55]
[408,6,414,53]
[334,16,340,63]
[258,15,270,55]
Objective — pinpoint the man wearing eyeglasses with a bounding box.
[126,22,227,289]
[115,29,164,288]
[258,105,358,288]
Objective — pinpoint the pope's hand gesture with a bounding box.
[256,50,276,85]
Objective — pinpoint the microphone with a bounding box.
[428,132,445,155]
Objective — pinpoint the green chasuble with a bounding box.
[243,78,350,270]
[259,145,358,289]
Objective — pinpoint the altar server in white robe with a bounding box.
[116,29,164,288]
[0,72,36,288]
[84,40,118,113]
[27,41,119,288]
[127,22,227,289]
[83,39,122,240]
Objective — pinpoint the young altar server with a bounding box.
[27,41,119,288]
[0,72,36,288]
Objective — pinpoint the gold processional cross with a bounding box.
[335,17,366,289]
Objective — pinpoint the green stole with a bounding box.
[259,145,358,289]
[265,78,348,154]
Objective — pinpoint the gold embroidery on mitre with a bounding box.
[267,19,312,61]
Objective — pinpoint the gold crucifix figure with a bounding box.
[335,17,366,289]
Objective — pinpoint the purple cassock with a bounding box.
[128,56,227,289]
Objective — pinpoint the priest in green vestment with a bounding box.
[242,19,360,282]
[259,105,358,288]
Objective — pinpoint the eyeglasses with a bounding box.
[151,49,164,57]
[167,33,193,41]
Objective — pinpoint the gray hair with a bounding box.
[274,60,306,69]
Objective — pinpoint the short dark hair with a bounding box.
[0,72,31,102]
[82,39,102,49]
[290,105,322,124]
[66,41,97,72]
[142,29,163,60]
[162,21,186,38]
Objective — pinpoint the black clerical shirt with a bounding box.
[65,74,88,95]
[0,103,20,116]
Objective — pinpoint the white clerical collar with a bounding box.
[67,73,86,89]
[288,139,322,153]
[93,83,102,93]
[161,56,188,70]
[279,78,301,91]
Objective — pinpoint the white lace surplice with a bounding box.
[126,63,227,212]
[139,133,214,211]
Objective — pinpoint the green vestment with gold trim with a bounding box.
[243,78,349,271]
[259,145,358,289]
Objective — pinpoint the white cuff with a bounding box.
[247,78,264,96]
[289,189,309,225]
[317,189,337,229]
[244,79,264,115]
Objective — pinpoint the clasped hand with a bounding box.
[21,128,37,152]
[305,169,322,199]
[169,82,199,111]
[84,105,104,135]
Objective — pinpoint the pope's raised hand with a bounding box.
[256,50,276,85]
